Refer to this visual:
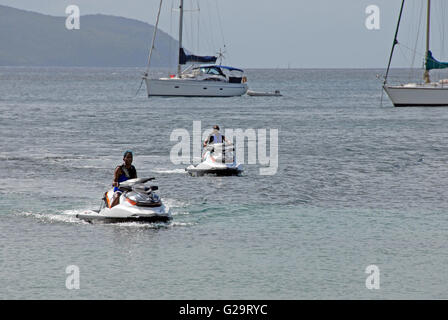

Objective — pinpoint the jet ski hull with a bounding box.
[185,166,243,176]
[76,213,172,223]
[76,210,171,224]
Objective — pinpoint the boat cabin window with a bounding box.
[200,67,225,76]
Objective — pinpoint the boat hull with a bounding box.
[384,85,448,106]
[247,90,281,96]
[145,78,248,97]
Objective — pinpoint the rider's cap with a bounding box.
[123,150,133,158]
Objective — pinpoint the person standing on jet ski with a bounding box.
[111,150,137,207]
[203,125,232,147]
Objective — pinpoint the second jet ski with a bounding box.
[76,177,171,223]
[186,143,243,176]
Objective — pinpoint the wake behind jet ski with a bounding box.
[76,177,172,223]
[186,143,243,176]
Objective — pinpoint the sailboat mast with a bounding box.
[424,0,431,83]
[146,0,163,76]
[177,0,184,78]
[384,0,406,85]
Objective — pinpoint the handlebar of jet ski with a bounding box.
[205,143,234,151]
[115,177,156,188]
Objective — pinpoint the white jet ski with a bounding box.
[76,177,171,223]
[186,143,243,176]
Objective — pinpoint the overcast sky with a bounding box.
[1,0,447,68]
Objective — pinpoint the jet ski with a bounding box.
[186,143,243,176]
[76,177,171,223]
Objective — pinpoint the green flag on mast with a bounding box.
[426,50,448,70]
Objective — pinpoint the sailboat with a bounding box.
[143,0,248,97]
[383,0,448,106]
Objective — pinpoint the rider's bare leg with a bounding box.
[111,192,121,208]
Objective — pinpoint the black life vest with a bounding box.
[117,164,137,183]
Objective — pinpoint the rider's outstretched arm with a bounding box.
[224,136,233,145]
[112,167,121,187]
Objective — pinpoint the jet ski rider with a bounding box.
[203,125,232,147]
[111,150,137,208]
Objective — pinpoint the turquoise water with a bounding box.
[1,67,448,299]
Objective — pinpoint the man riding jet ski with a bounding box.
[186,125,243,176]
[76,150,171,223]
[111,150,137,208]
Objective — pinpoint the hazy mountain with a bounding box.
[0,5,178,67]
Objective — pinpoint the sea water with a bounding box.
[1,67,448,299]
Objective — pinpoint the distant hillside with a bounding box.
[0,5,178,67]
